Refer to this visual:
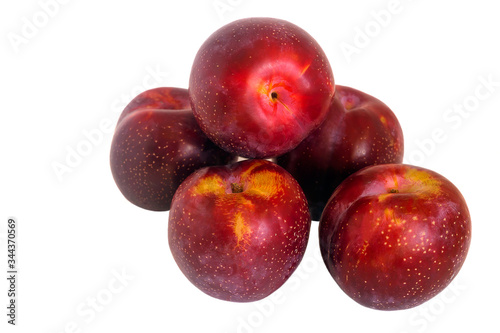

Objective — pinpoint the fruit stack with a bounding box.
[110,17,471,310]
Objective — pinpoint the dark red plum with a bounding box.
[110,87,237,211]
[168,159,311,302]
[319,164,471,310]
[276,85,404,220]
[189,17,335,158]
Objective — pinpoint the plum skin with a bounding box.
[319,164,471,310]
[168,159,312,302]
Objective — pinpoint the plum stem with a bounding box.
[231,183,244,193]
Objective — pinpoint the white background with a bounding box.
[1,0,499,332]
